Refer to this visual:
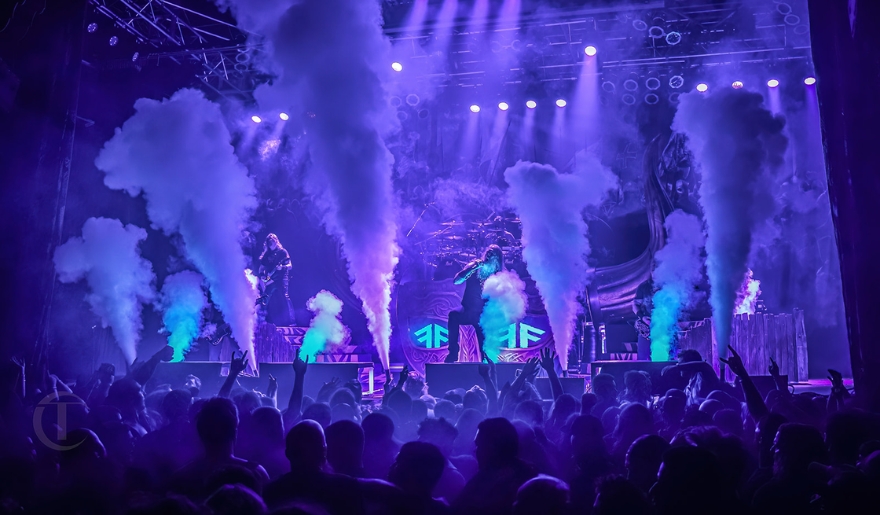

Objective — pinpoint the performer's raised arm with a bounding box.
[453,260,482,285]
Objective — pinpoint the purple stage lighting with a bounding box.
[767,79,780,88]
[696,83,709,93]
[584,45,598,57]
[391,62,403,72]
[251,115,262,123]
[469,105,481,113]
[804,77,817,85]
[732,81,744,89]
[526,100,537,109]
[279,113,289,121]
[498,102,509,111]
[555,99,567,108]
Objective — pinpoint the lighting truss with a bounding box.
[89,0,261,102]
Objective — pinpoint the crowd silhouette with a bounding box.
[1,344,879,515]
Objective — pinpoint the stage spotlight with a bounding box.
[669,75,685,89]
[109,36,119,46]
[584,45,597,57]
[555,99,567,108]
[732,81,744,89]
[391,62,403,72]
[526,100,537,109]
[279,112,289,121]
[469,104,481,113]
[87,22,98,33]
[665,31,682,46]
[498,102,509,111]
[804,77,817,85]
[767,79,780,88]
[696,83,709,93]
[251,115,262,123]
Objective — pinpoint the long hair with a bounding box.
[260,233,282,260]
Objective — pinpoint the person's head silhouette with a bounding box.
[389,441,446,496]
[285,420,326,473]
[325,420,364,476]
[513,475,570,515]
[475,417,519,470]
[197,397,239,454]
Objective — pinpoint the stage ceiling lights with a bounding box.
[767,79,780,88]
[87,22,98,33]
[555,99,567,108]
[804,76,817,85]
[732,81,744,89]
[696,83,709,93]
[498,102,509,111]
[669,76,685,89]
[584,45,598,57]
[469,104,481,113]
[391,62,403,72]
[279,112,289,121]
[526,100,537,109]
[109,36,119,46]
[251,115,262,123]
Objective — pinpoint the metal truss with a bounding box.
[90,0,261,102]
[387,0,813,89]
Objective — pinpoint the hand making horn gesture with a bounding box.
[719,345,747,378]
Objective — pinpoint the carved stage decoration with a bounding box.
[394,279,554,376]
[676,310,809,382]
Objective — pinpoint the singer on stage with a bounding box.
[445,244,504,363]
[257,233,293,324]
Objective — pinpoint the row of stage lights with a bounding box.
[695,77,817,93]
[251,113,289,123]
[467,99,566,113]
[389,45,599,74]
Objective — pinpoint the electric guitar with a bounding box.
[634,316,651,341]
[255,263,286,306]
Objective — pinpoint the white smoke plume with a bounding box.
[158,271,208,362]
[300,290,350,361]
[221,0,400,369]
[480,270,528,362]
[504,153,618,369]
[53,217,156,364]
[95,88,259,370]
[734,269,762,315]
[649,210,706,361]
[673,89,787,358]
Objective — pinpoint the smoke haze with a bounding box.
[54,217,156,364]
[649,210,705,361]
[222,0,400,368]
[300,290,349,361]
[480,270,527,362]
[158,271,208,362]
[504,153,618,368]
[95,88,259,370]
[673,88,787,358]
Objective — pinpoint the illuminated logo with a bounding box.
[414,324,449,349]
[33,391,87,451]
[413,322,546,349]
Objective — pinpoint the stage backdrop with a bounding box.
[393,279,554,376]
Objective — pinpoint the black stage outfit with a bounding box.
[259,247,293,325]
[446,263,497,363]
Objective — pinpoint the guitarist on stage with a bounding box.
[257,234,293,321]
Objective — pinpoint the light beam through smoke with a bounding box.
[673,89,787,359]
[504,153,618,368]
[158,271,208,362]
[95,88,259,370]
[300,290,349,361]
[649,210,705,361]
[221,0,400,368]
[480,270,527,361]
[53,217,156,364]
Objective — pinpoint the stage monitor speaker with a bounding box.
[425,363,523,398]
[257,362,368,407]
[150,362,224,396]
[590,361,677,396]
[535,377,586,400]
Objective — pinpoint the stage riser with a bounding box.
[590,361,677,396]
[150,362,367,407]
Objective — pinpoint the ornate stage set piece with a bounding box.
[677,310,809,383]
